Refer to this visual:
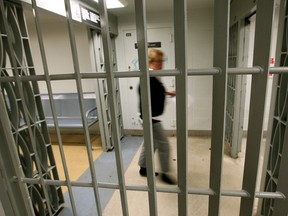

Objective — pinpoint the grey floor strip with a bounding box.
[59,136,143,216]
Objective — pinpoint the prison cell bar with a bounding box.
[209,0,230,215]
[173,0,189,215]
[135,0,158,215]
[99,0,130,215]
[240,0,275,215]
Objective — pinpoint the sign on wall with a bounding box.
[134,42,162,49]
[80,6,101,28]
[22,0,101,28]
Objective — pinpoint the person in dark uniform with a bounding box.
[138,48,176,184]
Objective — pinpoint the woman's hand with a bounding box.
[165,90,176,97]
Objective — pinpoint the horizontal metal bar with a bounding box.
[149,69,180,76]
[228,66,262,75]
[125,185,180,193]
[21,75,46,81]
[187,67,263,76]
[0,76,15,82]
[20,177,179,193]
[19,177,40,183]
[114,70,178,77]
[114,71,142,78]
[141,67,262,76]
[125,185,149,192]
[49,74,77,80]
[221,190,286,199]
[114,69,180,77]
[0,66,35,70]
[188,188,216,196]
[81,72,108,79]
[255,191,286,199]
[188,67,221,75]
[50,72,116,80]
[221,190,250,197]
[87,67,261,78]
[98,182,121,189]
[156,186,181,193]
[269,67,288,74]
[18,178,287,199]
[91,67,262,77]
[22,178,119,189]
[2,66,288,84]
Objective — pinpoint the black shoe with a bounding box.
[161,173,176,185]
[139,167,159,177]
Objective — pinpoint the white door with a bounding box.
[122,27,176,130]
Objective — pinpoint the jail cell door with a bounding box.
[90,30,124,151]
[259,0,288,214]
[0,2,64,215]
[225,21,248,158]
[122,28,175,130]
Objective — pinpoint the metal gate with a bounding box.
[90,30,124,151]
[259,0,288,214]
[225,21,246,159]
[0,2,64,215]
[1,0,288,216]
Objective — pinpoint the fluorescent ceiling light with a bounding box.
[94,0,128,9]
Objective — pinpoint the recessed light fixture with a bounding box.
[94,0,128,9]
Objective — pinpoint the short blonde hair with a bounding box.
[148,48,164,63]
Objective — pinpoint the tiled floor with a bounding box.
[58,136,144,216]
[53,135,266,215]
[103,136,265,216]
[51,134,103,191]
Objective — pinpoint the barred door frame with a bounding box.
[258,0,288,214]
[0,1,65,215]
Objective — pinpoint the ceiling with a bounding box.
[24,0,214,24]
[108,0,214,17]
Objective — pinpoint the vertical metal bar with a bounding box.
[209,0,229,215]
[257,0,286,214]
[173,0,188,215]
[239,0,275,215]
[29,0,78,215]
[98,0,129,215]
[62,0,102,215]
[135,0,158,215]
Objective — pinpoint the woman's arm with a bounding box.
[165,90,176,97]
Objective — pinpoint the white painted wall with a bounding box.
[116,6,278,132]
[24,8,96,94]
[24,4,279,133]
[116,7,215,131]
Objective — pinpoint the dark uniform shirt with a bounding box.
[138,77,166,123]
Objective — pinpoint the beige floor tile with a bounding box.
[103,136,265,216]
[51,134,103,192]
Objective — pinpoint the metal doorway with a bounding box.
[90,30,124,151]
[225,21,246,159]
